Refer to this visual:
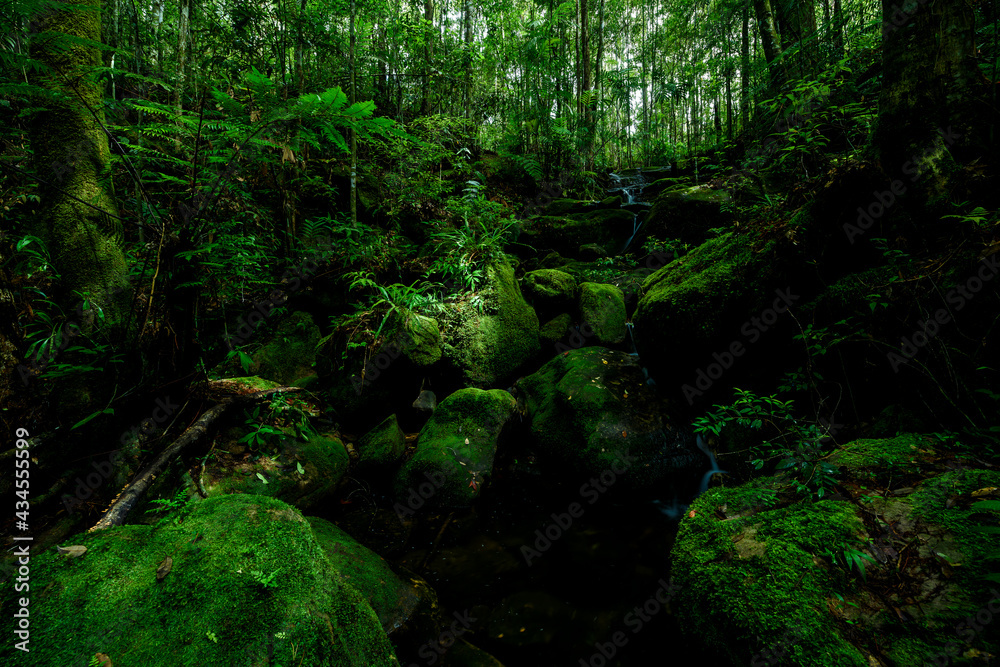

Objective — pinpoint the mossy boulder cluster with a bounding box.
[670,433,1000,667]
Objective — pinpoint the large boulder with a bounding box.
[517,347,701,491]
[644,183,733,245]
[577,282,627,346]
[522,269,578,307]
[394,388,517,509]
[519,208,636,257]
[632,230,806,404]
[439,259,540,387]
[670,433,1000,667]
[5,495,398,665]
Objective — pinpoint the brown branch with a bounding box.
[89,386,303,532]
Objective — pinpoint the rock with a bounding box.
[251,311,321,385]
[202,430,349,511]
[539,313,573,344]
[308,516,430,637]
[3,495,398,666]
[546,198,599,216]
[517,347,700,491]
[632,230,805,400]
[519,208,635,257]
[578,282,627,345]
[522,269,578,306]
[394,388,517,508]
[670,434,1000,667]
[358,414,407,471]
[386,311,443,368]
[644,183,733,245]
[439,258,540,387]
[412,390,437,412]
[578,243,608,259]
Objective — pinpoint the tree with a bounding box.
[28,0,128,324]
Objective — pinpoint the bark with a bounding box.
[876,0,987,203]
[776,0,817,80]
[752,0,784,88]
[741,4,750,130]
[29,0,128,323]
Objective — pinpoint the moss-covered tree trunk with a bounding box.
[876,0,986,207]
[29,0,128,324]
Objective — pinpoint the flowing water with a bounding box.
[609,170,653,253]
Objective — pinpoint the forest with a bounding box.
[0,0,999,664]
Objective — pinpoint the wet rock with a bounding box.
[517,347,700,491]
[413,390,438,412]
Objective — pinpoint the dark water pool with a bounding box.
[328,464,737,667]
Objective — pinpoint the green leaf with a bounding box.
[71,407,114,430]
[256,472,268,484]
[296,462,305,475]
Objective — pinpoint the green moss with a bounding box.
[6,495,398,666]
[578,282,626,345]
[251,311,321,385]
[539,313,573,343]
[671,489,872,666]
[394,388,516,506]
[358,414,407,470]
[308,517,422,633]
[520,209,635,255]
[670,435,1000,666]
[440,259,540,387]
[387,311,443,367]
[519,347,698,489]
[522,269,578,303]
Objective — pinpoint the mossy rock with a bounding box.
[644,184,732,245]
[439,258,540,387]
[385,311,443,368]
[251,311,321,385]
[578,282,627,345]
[519,208,635,257]
[540,313,573,344]
[4,495,398,666]
[546,198,598,216]
[308,517,427,635]
[669,433,1000,667]
[394,388,516,508]
[203,430,349,510]
[522,269,578,306]
[517,347,700,491]
[358,413,407,471]
[632,230,805,398]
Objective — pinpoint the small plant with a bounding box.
[240,405,285,450]
[145,488,190,515]
[206,631,219,643]
[250,568,282,588]
[824,545,876,581]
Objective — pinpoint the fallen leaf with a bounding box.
[56,545,87,558]
[93,654,112,667]
[156,556,173,582]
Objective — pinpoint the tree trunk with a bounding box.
[752,0,784,88]
[877,0,986,205]
[776,0,817,80]
[422,0,434,115]
[29,0,128,322]
[741,4,750,130]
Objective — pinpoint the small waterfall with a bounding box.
[652,436,728,521]
[608,169,652,253]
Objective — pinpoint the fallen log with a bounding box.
[89,385,303,532]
